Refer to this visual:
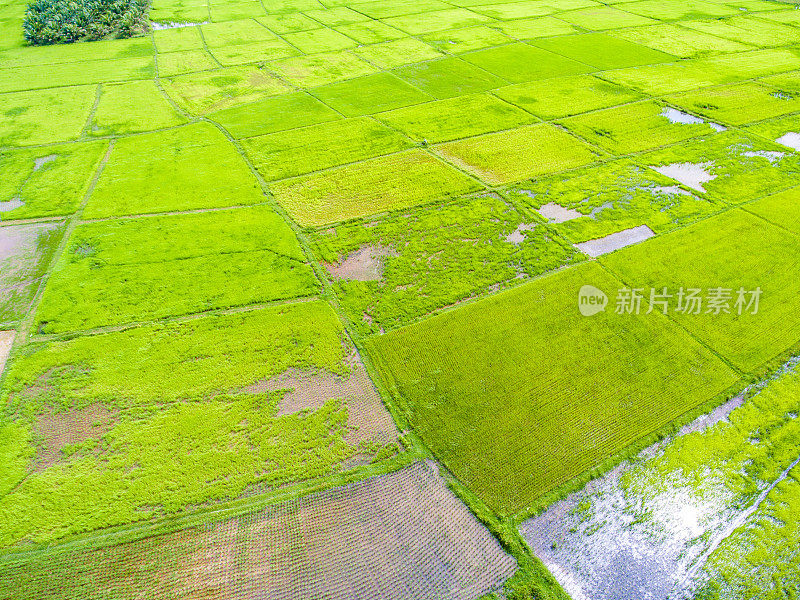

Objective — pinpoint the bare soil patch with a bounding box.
[651,161,716,192]
[324,244,397,281]
[33,404,116,470]
[575,225,655,257]
[0,330,14,376]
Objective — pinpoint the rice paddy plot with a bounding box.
[0,462,515,600]
[208,91,341,138]
[383,8,494,35]
[469,0,557,20]
[493,74,644,120]
[366,261,739,514]
[757,8,800,26]
[461,43,591,84]
[557,5,658,30]
[0,37,153,68]
[209,39,301,66]
[375,93,536,143]
[162,65,292,115]
[267,51,377,88]
[83,123,265,218]
[257,12,321,34]
[0,302,401,546]
[209,1,267,21]
[640,131,800,204]
[353,37,445,68]
[0,85,96,146]
[334,20,405,44]
[271,150,481,227]
[492,15,580,39]
[0,56,155,94]
[435,123,600,184]
[310,72,432,116]
[311,193,582,334]
[746,186,800,234]
[34,207,317,333]
[666,81,800,127]
[152,24,205,52]
[304,6,371,26]
[352,0,451,20]
[392,56,505,98]
[200,19,279,47]
[242,117,412,180]
[88,81,187,136]
[419,24,513,53]
[610,23,756,58]
[618,0,738,21]
[602,208,800,374]
[679,15,800,47]
[508,159,727,243]
[150,0,208,22]
[747,113,800,152]
[0,142,107,220]
[282,27,359,53]
[0,223,63,326]
[529,33,677,70]
[157,49,219,77]
[559,100,723,155]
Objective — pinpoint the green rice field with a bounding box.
[2,0,800,596]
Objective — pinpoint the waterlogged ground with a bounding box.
[521,359,800,600]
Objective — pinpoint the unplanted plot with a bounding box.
[602,209,800,373]
[163,66,292,115]
[84,123,264,218]
[610,23,756,58]
[493,74,643,120]
[640,132,800,204]
[89,81,187,136]
[271,150,480,227]
[0,85,95,146]
[559,101,723,155]
[267,52,377,87]
[0,142,107,220]
[242,117,412,180]
[461,43,591,84]
[0,301,401,546]
[376,93,536,143]
[666,81,800,127]
[366,261,738,514]
[208,92,341,138]
[0,462,515,600]
[529,33,676,70]
[311,193,582,335]
[507,160,727,243]
[353,38,444,69]
[435,123,599,185]
[310,72,432,116]
[35,207,316,332]
[0,223,63,325]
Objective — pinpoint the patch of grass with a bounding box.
[162,65,291,115]
[242,117,413,180]
[493,74,644,120]
[492,16,580,39]
[558,6,658,30]
[282,27,358,53]
[666,81,800,127]
[267,51,377,87]
[366,261,738,514]
[393,56,508,99]
[311,193,582,335]
[156,49,219,77]
[560,100,726,155]
[89,81,187,136]
[209,39,300,66]
[679,15,800,47]
[383,8,494,35]
[610,23,756,58]
[376,93,537,143]
[208,91,341,138]
[334,20,405,44]
[310,72,432,116]
[35,207,316,332]
[746,185,800,234]
[1,141,107,220]
[434,123,600,185]
[84,123,265,218]
[420,24,513,53]
[353,38,445,69]
[529,33,676,70]
[507,160,728,243]
[271,150,481,227]
[461,43,591,84]
[0,85,96,146]
[602,208,800,373]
